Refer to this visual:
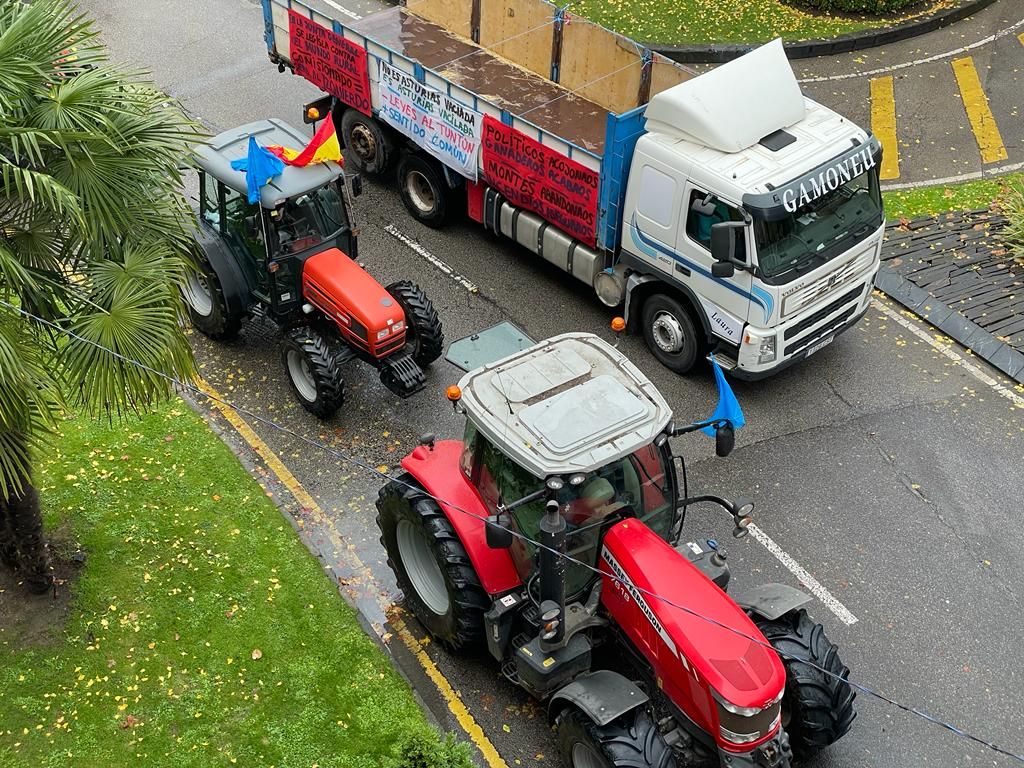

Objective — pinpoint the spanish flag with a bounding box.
[268,118,343,167]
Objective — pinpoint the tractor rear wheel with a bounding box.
[755,609,856,756]
[280,325,346,419]
[376,473,486,652]
[183,257,241,341]
[555,707,676,768]
[386,281,444,367]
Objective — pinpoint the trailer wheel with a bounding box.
[755,608,856,756]
[182,257,241,341]
[556,707,676,768]
[376,474,486,652]
[386,280,444,367]
[280,325,346,419]
[641,293,701,374]
[340,109,394,176]
[397,153,450,227]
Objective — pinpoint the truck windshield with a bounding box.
[752,167,882,281]
[275,182,349,254]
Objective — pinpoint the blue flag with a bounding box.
[229,135,284,204]
[701,357,745,437]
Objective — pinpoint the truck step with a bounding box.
[378,352,426,398]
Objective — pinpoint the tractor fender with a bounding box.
[194,222,252,318]
[549,671,649,727]
[731,583,811,622]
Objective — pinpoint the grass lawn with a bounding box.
[573,0,943,45]
[883,173,1023,222]
[0,400,436,768]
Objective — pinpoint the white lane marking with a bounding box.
[385,223,480,294]
[319,0,361,21]
[881,160,1024,192]
[870,296,1024,409]
[746,524,860,626]
[798,16,1024,83]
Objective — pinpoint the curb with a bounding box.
[653,0,999,63]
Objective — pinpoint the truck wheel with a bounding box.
[280,326,346,419]
[340,109,394,176]
[182,258,241,341]
[755,609,856,756]
[556,708,676,768]
[397,153,449,227]
[386,281,444,367]
[641,294,701,374]
[376,474,486,652]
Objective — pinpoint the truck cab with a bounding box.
[619,40,884,378]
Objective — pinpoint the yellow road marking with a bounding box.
[193,376,509,768]
[869,76,900,180]
[951,56,1008,164]
[1018,32,1024,46]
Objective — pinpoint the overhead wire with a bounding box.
[2,297,1022,764]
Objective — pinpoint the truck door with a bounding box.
[676,185,756,346]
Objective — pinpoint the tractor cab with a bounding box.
[193,119,358,318]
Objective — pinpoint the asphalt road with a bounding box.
[82,1,1024,766]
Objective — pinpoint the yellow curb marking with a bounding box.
[870,75,900,181]
[951,56,1008,164]
[193,376,508,768]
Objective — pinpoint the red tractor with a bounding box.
[376,330,855,767]
[184,119,444,418]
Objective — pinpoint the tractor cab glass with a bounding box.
[462,423,677,598]
[272,182,350,256]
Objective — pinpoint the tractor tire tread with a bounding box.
[281,325,345,419]
[188,258,242,341]
[386,280,444,367]
[556,707,676,768]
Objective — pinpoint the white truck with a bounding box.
[263,0,884,379]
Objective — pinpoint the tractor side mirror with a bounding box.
[715,422,735,458]
[349,174,363,198]
[485,513,513,549]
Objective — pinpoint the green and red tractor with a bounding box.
[377,331,855,767]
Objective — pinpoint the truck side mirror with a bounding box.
[486,513,513,549]
[715,422,735,457]
[711,222,736,264]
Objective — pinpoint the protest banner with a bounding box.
[289,11,371,116]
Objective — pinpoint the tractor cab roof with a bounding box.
[457,333,673,479]
[193,119,343,209]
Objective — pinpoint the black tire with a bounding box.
[385,280,444,367]
[641,293,703,374]
[183,256,242,341]
[556,707,676,768]
[397,153,450,227]
[755,609,856,756]
[340,109,395,176]
[376,474,487,652]
[280,325,346,419]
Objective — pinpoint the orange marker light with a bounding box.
[306,106,321,121]
[610,317,626,333]
[446,385,462,402]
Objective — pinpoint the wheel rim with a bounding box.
[396,518,450,615]
[405,170,436,215]
[571,743,608,768]
[183,272,214,317]
[651,310,685,354]
[350,124,377,162]
[286,349,318,402]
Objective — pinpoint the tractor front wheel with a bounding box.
[376,474,486,652]
[755,608,856,756]
[555,708,676,768]
[281,326,346,419]
[386,281,444,367]
[183,257,241,341]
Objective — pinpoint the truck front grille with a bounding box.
[783,284,865,341]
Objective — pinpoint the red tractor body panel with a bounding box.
[401,441,523,595]
[600,520,786,748]
[302,248,407,358]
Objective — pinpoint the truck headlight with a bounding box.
[743,331,776,364]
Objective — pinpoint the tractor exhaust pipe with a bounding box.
[539,499,566,650]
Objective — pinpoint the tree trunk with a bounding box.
[1,482,53,594]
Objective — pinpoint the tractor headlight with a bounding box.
[392,320,405,333]
[712,688,783,747]
[377,328,391,340]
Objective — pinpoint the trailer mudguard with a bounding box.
[548,670,649,727]
[401,440,522,595]
[731,583,811,622]
[194,221,252,319]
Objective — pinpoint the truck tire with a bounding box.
[755,609,856,756]
[280,325,346,419]
[386,280,444,367]
[376,474,487,652]
[641,293,701,374]
[182,257,242,341]
[340,109,394,176]
[556,707,677,768]
[397,153,450,227]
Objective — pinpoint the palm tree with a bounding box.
[0,0,202,592]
